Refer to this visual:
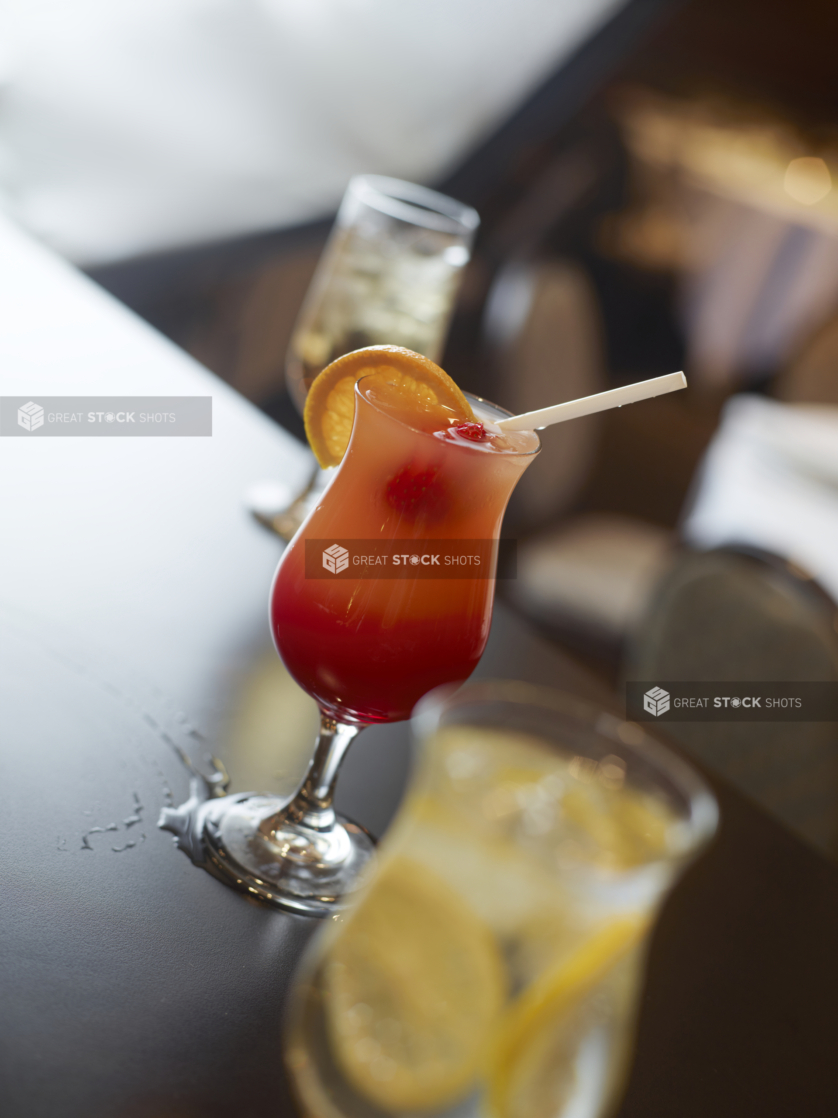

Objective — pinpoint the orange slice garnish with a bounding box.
[303,346,475,468]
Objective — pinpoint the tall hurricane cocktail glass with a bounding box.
[200,378,539,915]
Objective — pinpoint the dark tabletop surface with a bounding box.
[3,604,838,1118]
[1,215,837,1117]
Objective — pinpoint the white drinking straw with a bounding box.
[495,371,687,432]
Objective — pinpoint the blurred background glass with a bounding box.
[247,174,477,538]
[285,175,478,412]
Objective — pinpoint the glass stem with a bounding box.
[282,714,364,833]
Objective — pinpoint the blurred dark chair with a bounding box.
[510,513,675,664]
[625,546,838,857]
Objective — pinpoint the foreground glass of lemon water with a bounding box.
[284,681,718,1118]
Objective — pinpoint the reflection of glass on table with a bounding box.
[286,174,480,413]
[285,680,719,1118]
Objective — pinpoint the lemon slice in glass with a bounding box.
[488,917,646,1118]
[323,855,505,1112]
[303,345,474,468]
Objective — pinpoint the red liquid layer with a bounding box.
[271,379,538,723]
[272,567,488,723]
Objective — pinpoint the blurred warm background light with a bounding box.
[784,156,833,205]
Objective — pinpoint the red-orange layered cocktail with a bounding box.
[196,348,539,917]
[271,377,539,723]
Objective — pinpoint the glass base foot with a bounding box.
[159,718,373,917]
[197,793,375,916]
[159,787,373,916]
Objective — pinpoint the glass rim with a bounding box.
[412,679,720,862]
[353,376,541,458]
[345,174,480,237]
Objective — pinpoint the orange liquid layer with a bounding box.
[271,380,537,722]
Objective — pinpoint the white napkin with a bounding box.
[683,394,838,602]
